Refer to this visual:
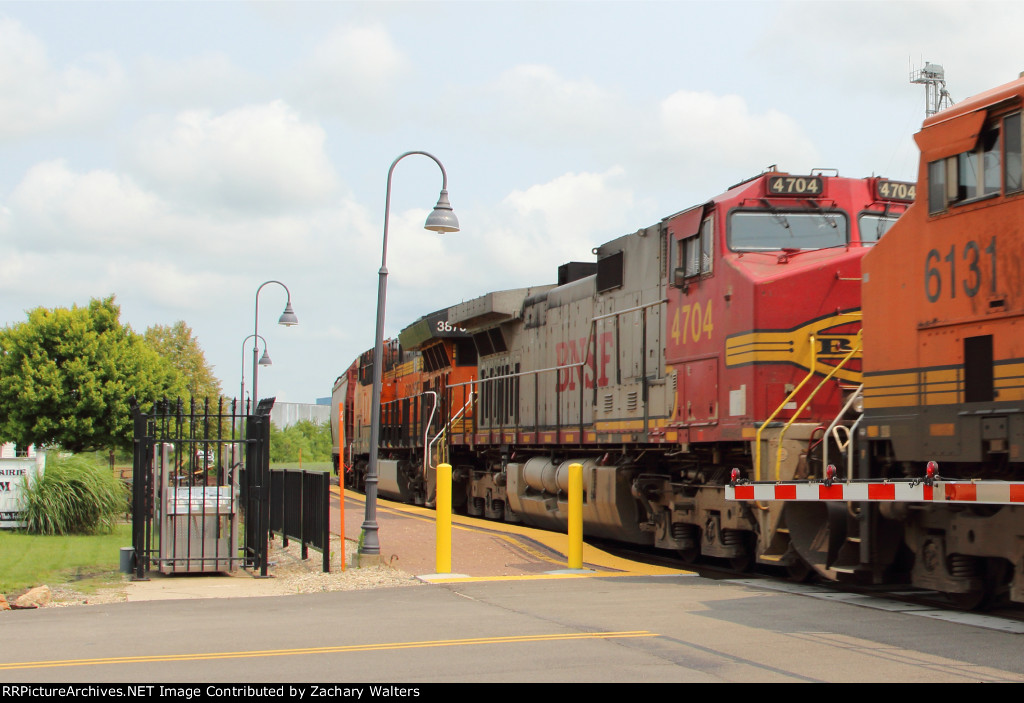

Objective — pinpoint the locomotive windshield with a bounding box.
[858,213,900,244]
[728,210,849,251]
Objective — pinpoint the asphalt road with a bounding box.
[2,572,1024,684]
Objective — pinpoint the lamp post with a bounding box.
[240,334,272,411]
[252,280,298,406]
[362,151,459,557]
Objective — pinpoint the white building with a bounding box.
[270,402,331,429]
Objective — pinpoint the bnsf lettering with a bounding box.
[556,332,613,391]
[817,336,855,356]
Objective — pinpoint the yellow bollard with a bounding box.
[436,462,452,574]
[568,462,583,569]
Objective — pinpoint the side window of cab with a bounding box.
[674,216,714,286]
[929,112,1022,214]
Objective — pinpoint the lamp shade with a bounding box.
[278,302,298,326]
[258,349,273,366]
[424,189,460,233]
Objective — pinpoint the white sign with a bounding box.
[0,454,45,529]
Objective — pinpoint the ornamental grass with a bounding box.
[19,454,128,535]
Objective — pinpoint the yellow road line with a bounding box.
[0,631,659,671]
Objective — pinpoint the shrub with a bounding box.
[18,454,128,535]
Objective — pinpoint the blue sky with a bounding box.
[0,0,1021,404]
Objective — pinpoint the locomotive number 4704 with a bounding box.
[671,300,714,345]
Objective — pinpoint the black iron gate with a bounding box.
[130,397,274,579]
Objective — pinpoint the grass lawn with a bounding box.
[0,523,131,596]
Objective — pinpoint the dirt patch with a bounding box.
[42,535,422,608]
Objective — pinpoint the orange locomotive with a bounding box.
[333,308,478,506]
[861,75,1024,606]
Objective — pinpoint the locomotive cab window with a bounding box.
[1004,112,1023,194]
[674,216,713,286]
[928,119,1018,214]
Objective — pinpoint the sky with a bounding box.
[1,0,1022,405]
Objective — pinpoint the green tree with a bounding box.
[270,420,332,463]
[143,321,222,403]
[0,296,179,452]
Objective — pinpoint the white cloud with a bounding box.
[503,167,633,249]
[4,160,164,253]
[135,53,258,109]
[0,156,372,298]
[645,90,820,188]
[294,23,410,126]
[483,64,625,144]
[458,168,637,292]
[766,1,1024,99]
[129,102,340,214]
[0,17,124,139]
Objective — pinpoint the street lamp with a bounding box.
[239,334,272,411]
[252,280,298,406]
[362,151,459,558]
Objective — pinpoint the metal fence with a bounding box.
[269,469,331,572]
[130,397,273,579]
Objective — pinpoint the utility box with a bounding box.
[154,443,239,574]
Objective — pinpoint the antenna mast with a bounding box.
[910,62,954,116]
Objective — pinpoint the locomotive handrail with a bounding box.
[422,391,439,479]
[428,390,475,470]
[821,383,862,480]
[448,360,587,440]
[591,298,667,321]
[755,335,817,482]
[447,361,584,387]
[772,331,862,481]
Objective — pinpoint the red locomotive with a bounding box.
[333,164,911,566]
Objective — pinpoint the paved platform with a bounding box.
[123,486,688,601]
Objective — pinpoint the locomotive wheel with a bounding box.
[730,551,754,573]
[947,558,1012,611]
[948,589,987,611]
[785,554,815,583]
[677,526,701,564]
[677,546,700,564]
[728,532,755,573]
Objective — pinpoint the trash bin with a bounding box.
[159,486,237,574]
[119,547,135,574]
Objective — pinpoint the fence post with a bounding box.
[130,401,150,581]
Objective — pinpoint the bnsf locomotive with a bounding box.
[333,73,1024,609]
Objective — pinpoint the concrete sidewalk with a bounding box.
[120,489,688,602]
